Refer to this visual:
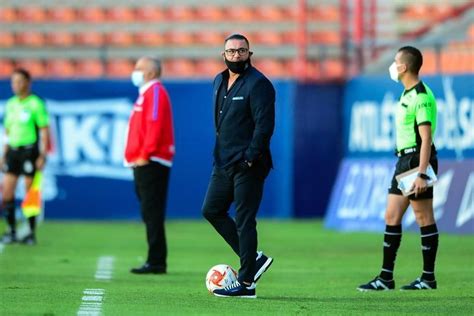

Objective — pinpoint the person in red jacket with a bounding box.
[125,56,175,274]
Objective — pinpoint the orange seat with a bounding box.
[16,6,47,23]
[402,4,430,19]
[282,30,304,45]
[165,30,195,46]
[135,6,165,21]
[433,4,455,20]
[77,7,106,23]
[281,5,299,20]
[0,7,17,22]
[135,31,166,47]
[421,50,438,75]
[166,5,195,21]
[76,31,105,47]
[321,59,344,80]
[47,7,77,22]
[194,30,224,46]
[195,59,225,77]
[106,7,136,22]
[105,31,135,47]
[252,31,285,46]
[309,5,340,22]
[106,59,134,78]
[253,59,286,78]
[75,59,105,77]
[163,59,195,77]
[285,60,321,80]
[224,6,256,22]
[14,59,46,77]
[441,49,474,74]
[256,5,286,22]
[195,5,226,21]
[46,32,75,47]
[45,59,76,78]
[0,59,15,78]
[309,31,341,45]
[16,31,45,47]
[0,31,15,47]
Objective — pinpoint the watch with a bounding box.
[417,172,431,180]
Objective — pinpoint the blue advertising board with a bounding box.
[325,158,474,234]
[344,75,474,159]
[0,79,294,219]
[326,74,474,234]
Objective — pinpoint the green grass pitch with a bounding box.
[0,220,473,315]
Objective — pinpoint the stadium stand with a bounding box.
[0,1,472,79]
[15,59,46,77]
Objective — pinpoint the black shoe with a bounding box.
[1,232,17,244]
[130,263,166,274]
[21,234,36,246]
[213,281,257,298]
[357,276,395,291]
[254,251,273,282]
[400,277,437,290]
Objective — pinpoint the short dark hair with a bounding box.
[13,68,32,81]
[224,33,250,48]
[398,46,423,75]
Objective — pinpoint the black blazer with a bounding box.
[212,66,275,168]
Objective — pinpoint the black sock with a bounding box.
[380,224,402,281]
[420,224,439,281]
[3,201,16,235]
[28,216,37,234]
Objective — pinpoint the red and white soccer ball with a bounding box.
[205,264,238,293]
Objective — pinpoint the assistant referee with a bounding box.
[1,68,50,245]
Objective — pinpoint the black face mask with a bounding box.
[225,58,250,74]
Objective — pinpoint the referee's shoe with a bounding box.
[400,277,437,290]
[357,276,395,291]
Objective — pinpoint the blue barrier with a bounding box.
[0,79,294,219]
[326,74,474,234]
[293,83,344,217]
[344,74,474,159]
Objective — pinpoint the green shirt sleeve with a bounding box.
[33,97,49,128]
[415,94,435,126]
[4,98,13,132]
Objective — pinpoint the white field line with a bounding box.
[77,288,105,316]
[77,256,115,315]
[95,256,115,281]
[0,242,4,254]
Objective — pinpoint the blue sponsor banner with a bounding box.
[0,79,294,219]
[344,75,474,159]
[325,158,474,234]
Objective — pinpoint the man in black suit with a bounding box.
[202,33,275,298]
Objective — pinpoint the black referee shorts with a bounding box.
[388,152,438,200]
[3,146,39,177]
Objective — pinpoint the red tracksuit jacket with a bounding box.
[124,79,175,167]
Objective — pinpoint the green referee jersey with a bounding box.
[4,94,49,147]
[395,81,437,152]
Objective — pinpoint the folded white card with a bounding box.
[396,164,437,196]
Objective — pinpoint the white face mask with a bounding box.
[131,71,144,87]
[388,62,399,82]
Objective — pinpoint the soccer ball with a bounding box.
[205,264,238,293]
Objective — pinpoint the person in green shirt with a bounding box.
[358,46,439,291]
[1,68,50,245]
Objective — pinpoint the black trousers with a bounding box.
[133,162,170,268]
[202,161,269,283]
